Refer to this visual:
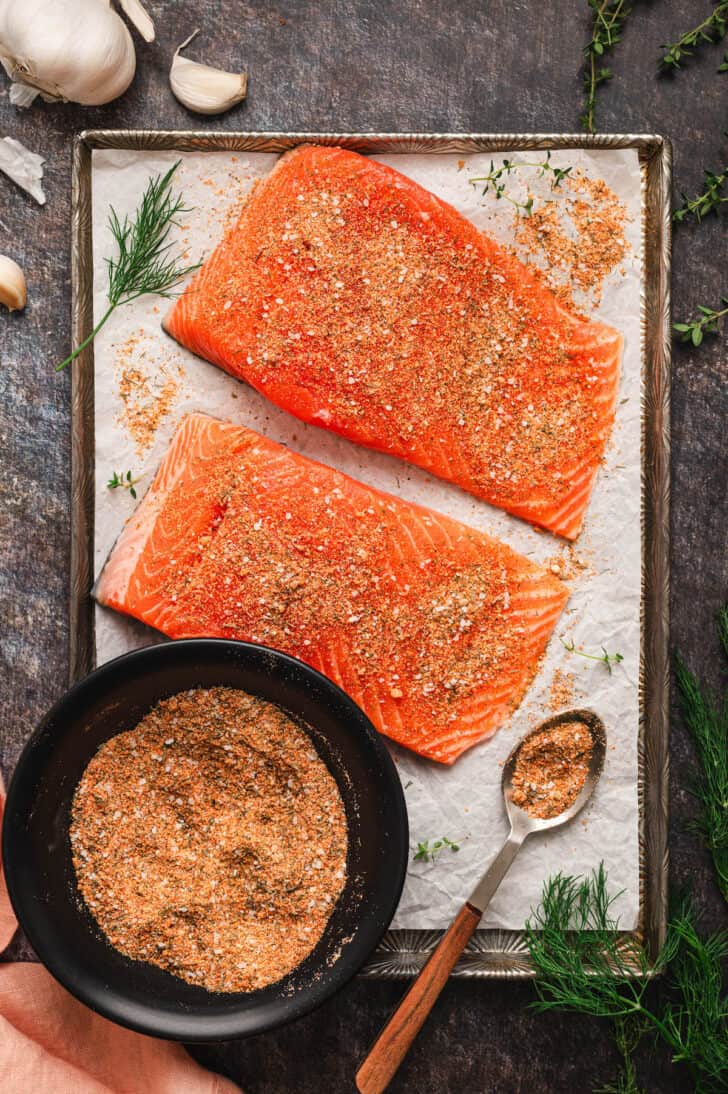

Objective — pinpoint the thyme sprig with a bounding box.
[675,606,728,902]
[526,867,728,1091]
[581,1,634,134]
[470,152,573,217]
[56,162,200,371]
[720,50,728,71]
[561,638,624,674]
[107,470,140,499]
[660,2,728,71]
[673,161,728,223]
[413,837,461,864]
[673,296,728,346]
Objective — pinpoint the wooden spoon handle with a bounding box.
[356,901,481,1094]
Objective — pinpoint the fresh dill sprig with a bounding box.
[673,160,728,223]
[659,909,728,1086]
[526,867,728,1091]
[526,864,652,1020]
[675,605,728,902]
[470,152,573,217]
[107,470,140,500]
[581,1,634,134]
[660,2,728,71]
[413,837,461,864]
[595,1016,648,1094]
[673,296,728,346]
[56,162,200,371]
[561,638,624,674]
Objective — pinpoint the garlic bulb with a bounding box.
[0,0,154,108]
[0,255,27,311]
[170,30,247,116]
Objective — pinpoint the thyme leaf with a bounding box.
[413,837,461,864]
[673,296,728,346]
[526,866,728,1091]
[108,470,140,500]
[561,638,624,674]
[581,1,634,134]
[660,2,728,71]
[673,158,728,223]
[675,605,728,902]
[470,152,573,217]
[56,162,201,371]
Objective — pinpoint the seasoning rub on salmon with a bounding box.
[96,413,568,764]
[164,145,623,540]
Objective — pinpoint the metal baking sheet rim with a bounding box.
[69,130,671,980]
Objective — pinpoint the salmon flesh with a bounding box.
[96,414,568,764]
[164,145,622,540]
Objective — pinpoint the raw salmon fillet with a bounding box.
[96,414,568,764]
[164,145,622,540]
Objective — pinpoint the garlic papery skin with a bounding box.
[0,255,27,312]
[170,30,247,116]
[0,0,139,107]
[0,136,46,203]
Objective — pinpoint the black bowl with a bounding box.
[2,639,408,1041]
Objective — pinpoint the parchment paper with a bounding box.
[90,145,642,930]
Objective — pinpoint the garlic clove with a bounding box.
[170,30,247,116]
[0,255,27,312]
[117,0,155,43]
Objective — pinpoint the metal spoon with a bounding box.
[356,709,607,1094]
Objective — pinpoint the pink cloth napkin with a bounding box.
[0,778,240,1094]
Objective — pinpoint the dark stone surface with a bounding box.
[0,2,726,1091]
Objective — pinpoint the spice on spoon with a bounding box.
[356,712,606,1092]
[70,686,348,993]
[510,720,594,820]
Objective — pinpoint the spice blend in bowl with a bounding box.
[510,719,594,819]
[70,686,348,993]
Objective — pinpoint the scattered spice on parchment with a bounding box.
[514,171,628,310]
[511,720,594,819]
[116,334,184,452]
[221,175,260,232]
[182,167,260,237]
[544,545,592,582]
[70,687,348,993]
[549,668,575,711]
